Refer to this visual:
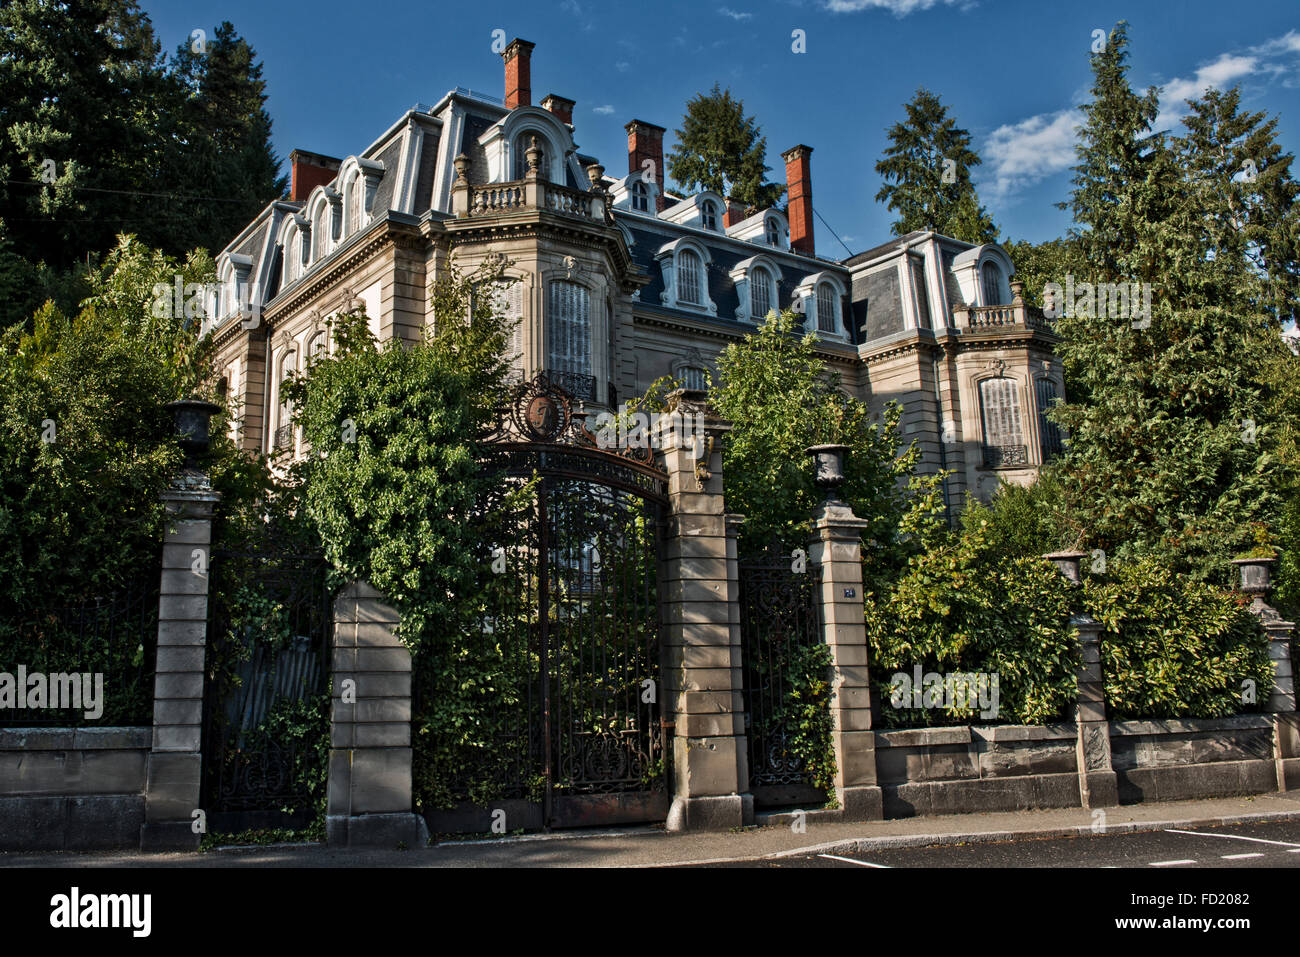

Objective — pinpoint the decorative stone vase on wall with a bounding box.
[1232,556,1276,598]
[1043,550,1089,586]
[806,444,849,498]
[164,398,221,467]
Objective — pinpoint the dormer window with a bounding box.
[701,200,719,231]
[656,238,718,316]
[729,255,783,324]
[765,220,780,246]
[982,261,1002,306]
[793,271,847,340]
[632,181,649,212]
[816,283,838,334]
[751,267,774,319]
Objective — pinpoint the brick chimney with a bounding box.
[782,144,814,256]
[541,94,574,126]
[723,200,746,228]
[503,38,535,110]
[625,119,666,211]
[289,149,341,202]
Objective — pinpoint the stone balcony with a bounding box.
[953,282,1056,335]
[450,156,612,226]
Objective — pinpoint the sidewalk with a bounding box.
[6,792,1300,867]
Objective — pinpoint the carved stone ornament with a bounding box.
[563,255,579,279]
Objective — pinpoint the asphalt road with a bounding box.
[699,818,1300,868]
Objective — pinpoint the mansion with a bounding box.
[204,38,1063,510]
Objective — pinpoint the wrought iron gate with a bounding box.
[202,542,332,833]
[419,375,670,831]
[739,540,826,808]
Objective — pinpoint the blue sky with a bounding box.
[142,0,1299,253]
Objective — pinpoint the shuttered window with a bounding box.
[313,213,328,262]
[678,251,702,305]
[817,283,838,333]
[494,279,526,369]
[750,268,772,319]
[547,281,591,378]
[1036,378,1064,459]
[347,175,361,234]
[980,377,1023,448]
[680,366,707,391]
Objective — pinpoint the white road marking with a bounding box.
[818,853,889,868]
[1164,828,1300,849]
[1150,859,1198,867]
[1221,853,1265,860]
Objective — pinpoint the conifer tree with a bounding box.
[667,84,784,211]
[874,88,998,244]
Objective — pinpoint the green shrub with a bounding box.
[1084,558,1271,719]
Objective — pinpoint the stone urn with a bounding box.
[1231,556,1276,598]
[806,444,849,498]
[1043,550,1089,586]
[164,398,221,467]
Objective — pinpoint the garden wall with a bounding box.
[0,727,151,850]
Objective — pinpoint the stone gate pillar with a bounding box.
[140,477,219,851]
[806,448,883,820]
[326,581,424,847]
[657,390,751,831]
[1072,615,1119,808]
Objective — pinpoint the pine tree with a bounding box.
[874,88,998,244]
[667,85,784,211]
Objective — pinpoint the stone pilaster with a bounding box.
[326,581,424,847]
[1073,615,1118,808]
[657,391,751,831]
[140,478,219,851]
[809,499,883,820]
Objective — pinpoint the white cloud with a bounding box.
[615,60,631,72]
[825,0,970,15]
[593,104,615,115]
[718,6,754,19]
[1252,29,1300,57]
[982,108,1078,199]
[1154,52,1260,131]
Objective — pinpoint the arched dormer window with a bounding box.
[631,180,649,212]
[793,271,848,339]
[750,267,774,319]
[981,261,1002,306]
[816,283,837,334]
[346,173,362,235]
[701,200,719,231]
[655,238,718,316]
[513,132,547,181]
[765,219,781,247]
[729,254,783,323]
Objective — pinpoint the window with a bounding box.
[982,261,1001,306]
[308,333,328,362]
[765,220,780,246]
[979,377,1025,467]
[678,250,703,305]
[346,175,361,234]
[274,350,296,449]
[701,200,718,231]
[631,181,649,212]
[494,279,526,369]
[313,213,329,262]
[816,283,838,334]
[513,133,546,180]
[547,280,591,380]
[750,267,773,319]
[679,366,708,391]
[1035,378,1064,460]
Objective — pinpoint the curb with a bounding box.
[659,807,1300,867]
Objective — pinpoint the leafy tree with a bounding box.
[667,84,784,211]
[1004,237,1080,309]
[709,310,945,577]
[874,88,998,244]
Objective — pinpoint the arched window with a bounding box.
[679,366,708,391]
[982,261,1002,306]
[631,180,649,212]
[284,229,300,283]
[548,280,591,384]
[1035,378,1064,460]
[513,133,547,181]
[750,267,773,319]
[346,174,361,234]
[313,213,329,262]
[765,220,780,246]
[307,332,328,363]
[816,282,838,334]
[979,377,1025,467]
[701,200,718,231]
[678,250,703,305]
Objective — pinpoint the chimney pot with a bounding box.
[502,38,536,110]
[625,119,667,212]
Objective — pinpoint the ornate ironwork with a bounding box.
[982,443,1028,468]
[739,539,825,803]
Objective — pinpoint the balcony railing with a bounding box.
[456,177,607,224]
[982,444,1028,469]
[957,301,1054,334]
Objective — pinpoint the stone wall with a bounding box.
[0,727,151,850]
